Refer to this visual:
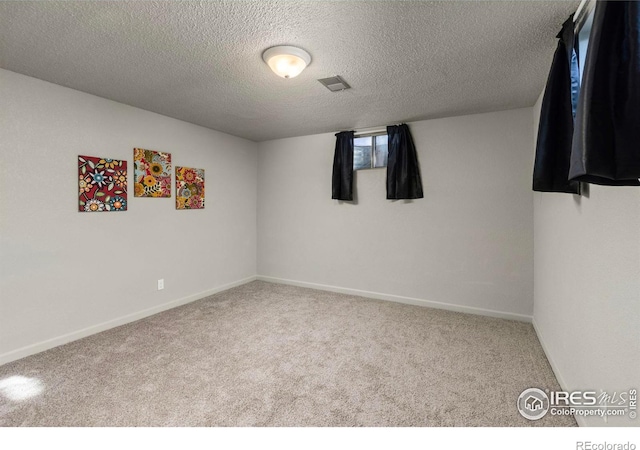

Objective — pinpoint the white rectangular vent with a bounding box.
[318,76,351,92]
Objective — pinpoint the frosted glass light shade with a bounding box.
[262,46,311,79]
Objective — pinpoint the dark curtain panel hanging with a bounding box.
[532,16,582,194]
[386,124,424,200]
[331,131,354,201]
[569,1,640,186]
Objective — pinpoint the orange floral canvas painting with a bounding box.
[175,167,205,210]
[133,148,172,197]
[78,155,127,212]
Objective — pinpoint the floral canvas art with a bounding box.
[133,148,172,197]
[175,167,205,210]
[78,156,127,212]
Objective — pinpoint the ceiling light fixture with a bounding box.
[262,45,311,79]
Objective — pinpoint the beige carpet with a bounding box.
[0,281,575,426]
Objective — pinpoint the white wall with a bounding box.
[0,69,257,363]
[257,108,535,320]
[532,94,640,427]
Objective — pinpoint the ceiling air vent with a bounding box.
[318,76,351,92]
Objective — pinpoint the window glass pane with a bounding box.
[353,136,372,170]
[578,9,594,82]
[374,134,388,168]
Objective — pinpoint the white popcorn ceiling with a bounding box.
[0,0,579,142]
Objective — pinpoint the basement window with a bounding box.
[576,3,595,82]
[353,134,388,170]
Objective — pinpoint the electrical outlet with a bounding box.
[157,279,164,290]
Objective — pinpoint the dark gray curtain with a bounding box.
[386,124,423,200]
[569,1,640,186]
[533,16,582,194]
[332,131,354,201]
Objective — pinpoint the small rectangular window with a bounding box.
[353,137,372,170]
[577,6,594,82]
[373,134,388,168]
[575,0,595,82]
[353,133,388,170]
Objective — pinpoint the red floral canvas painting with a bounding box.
[133,148,172,197]
[176,167,205,210]
[78,156,127,212]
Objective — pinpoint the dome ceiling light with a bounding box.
[262,45,311,79]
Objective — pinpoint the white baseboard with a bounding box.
[0,275,257,366]
[532,318,587,427]
[257,275,532,323]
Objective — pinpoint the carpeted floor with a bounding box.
[0,281,575,426]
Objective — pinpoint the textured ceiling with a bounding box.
[0,1,579,142]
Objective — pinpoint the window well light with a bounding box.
[262,46,311,79]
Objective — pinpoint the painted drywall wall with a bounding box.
[0,69,257,362]
[257,109,535,319]
[532,94,640,427]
